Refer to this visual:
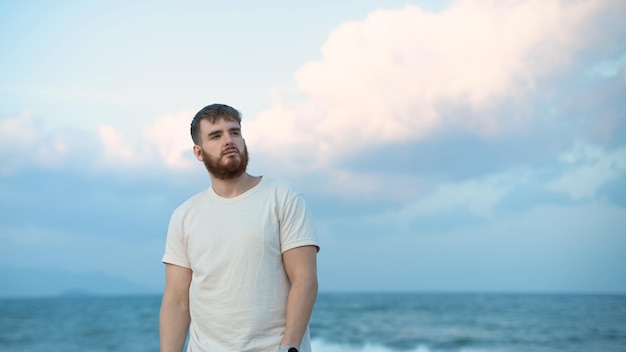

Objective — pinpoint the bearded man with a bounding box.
[159,104,319,352]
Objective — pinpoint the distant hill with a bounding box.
[0,267,161,298]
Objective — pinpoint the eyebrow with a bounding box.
[206,127,241,138]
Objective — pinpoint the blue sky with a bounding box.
[1,0,625,297]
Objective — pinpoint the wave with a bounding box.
[311,339,495,352]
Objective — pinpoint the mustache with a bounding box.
[221,147,240,156]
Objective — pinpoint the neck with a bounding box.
[210,172,261,198]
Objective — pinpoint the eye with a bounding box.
[210,134,221,140]
[231,130,241,136]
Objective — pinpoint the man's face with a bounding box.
[194,118,249,180]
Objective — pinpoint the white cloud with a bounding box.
[246,0,619,169]
[548,142,626,200]
[386,167,529,225]
[97,125,137,163]
[587,52,626,79]
[363,140,626,228]
[2,0,623,186]
[142,110,196,169]
[0,112,75,173]
[0,110,198,174]
[0,111,37,146]
[92,112,196,171]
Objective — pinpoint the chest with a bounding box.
[182,199,282,272]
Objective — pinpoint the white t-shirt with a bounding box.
[162,177,319,352]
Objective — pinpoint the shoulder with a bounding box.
[170,188,211,219]
[260,177,304,199]
[261,176,301,193]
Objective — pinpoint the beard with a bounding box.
[202,143,249,180]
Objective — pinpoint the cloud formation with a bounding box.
[0,112,76,173]
[1,0,625,295]
[0,110,197,174]
[246,0,623,167]
[3,0,622,181]
[548,142,626,200]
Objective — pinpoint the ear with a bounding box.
[193,145,204,162]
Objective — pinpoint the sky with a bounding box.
[1,0,625,297]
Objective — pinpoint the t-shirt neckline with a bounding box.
[207,176,265,203]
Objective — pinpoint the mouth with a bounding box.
[221,148,239,157]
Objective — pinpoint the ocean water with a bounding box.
[0,293,624,352]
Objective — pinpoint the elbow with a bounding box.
[306,277,318,297]
[162,292,190,314]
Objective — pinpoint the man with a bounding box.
[159,103,320,352]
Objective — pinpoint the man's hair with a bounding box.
[190,103,242,145]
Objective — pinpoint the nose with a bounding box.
[223,133,234,145]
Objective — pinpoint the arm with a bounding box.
[160,263,192,352]
[280,245,319,348]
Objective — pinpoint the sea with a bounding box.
[0,292,625,352]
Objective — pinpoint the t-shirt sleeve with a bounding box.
[279,192,320,253]
[162,209,192,269]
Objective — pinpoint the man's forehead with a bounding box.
[200,118,241,132]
